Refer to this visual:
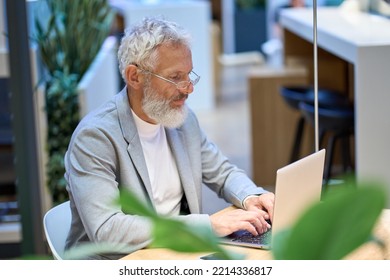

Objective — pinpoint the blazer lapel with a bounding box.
[166,127,201,214]
[116,88,154,208]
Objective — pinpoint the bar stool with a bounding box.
[299,100,354,184]
[280,86,351,163]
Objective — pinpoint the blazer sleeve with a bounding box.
[196,120,268,208]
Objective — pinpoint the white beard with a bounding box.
[142,85,188,128]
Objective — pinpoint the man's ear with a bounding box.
[125,64,142,89]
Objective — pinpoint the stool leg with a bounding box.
[319,129,326,148]
[290,116,305,163]
[324,133,337,185]
[317,128,327,155]
[341,134,350,172]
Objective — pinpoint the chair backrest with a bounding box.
[43,200,71,260]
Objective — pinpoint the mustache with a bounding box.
[172,93,188,102]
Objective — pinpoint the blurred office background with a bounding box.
[1,0,390,259]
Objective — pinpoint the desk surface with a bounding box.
[121,208,390,260]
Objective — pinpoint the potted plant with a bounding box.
[34,0,114,204]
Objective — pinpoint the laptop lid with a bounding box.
[220,149,326,249]
[271,148,325,238]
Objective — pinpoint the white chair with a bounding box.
[43,200,71,260]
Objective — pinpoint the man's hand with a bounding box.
[210,208,271,237]
[244,192,275,223]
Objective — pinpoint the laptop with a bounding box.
[221,149,326,250]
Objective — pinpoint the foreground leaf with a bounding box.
[118,188,242,260]
[151,218,241,259]
[118,188,158,219]
[273,184,386,259]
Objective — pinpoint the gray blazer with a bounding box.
[64,87,266,258]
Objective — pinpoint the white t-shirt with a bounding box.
[131,110,183,216]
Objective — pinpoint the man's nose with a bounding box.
[179,83,194,94]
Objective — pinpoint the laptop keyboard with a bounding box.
[231,229,272,245]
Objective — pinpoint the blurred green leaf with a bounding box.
[118,188,157,219]
[270,228,291,259]
[151,218,231,256]
[272,183,386,259]
[118,188,243,260]
[15,255,53,260]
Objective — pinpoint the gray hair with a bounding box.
[117,16,192,83]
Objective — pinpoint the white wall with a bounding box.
[77,36,119,117]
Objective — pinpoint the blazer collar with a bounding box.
[116,88,154,206]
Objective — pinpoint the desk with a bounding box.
[121,208,390,260]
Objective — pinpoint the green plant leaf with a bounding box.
[34,0,114,204]
[270,228,292,259]
[152,219,215,252]
[272,183,386,259]
[117,188,242,260]
[117,188,158,219]
[151,218,237,259]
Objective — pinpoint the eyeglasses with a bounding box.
[138,67,200,91]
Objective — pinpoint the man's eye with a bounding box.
[170,76,182,81]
